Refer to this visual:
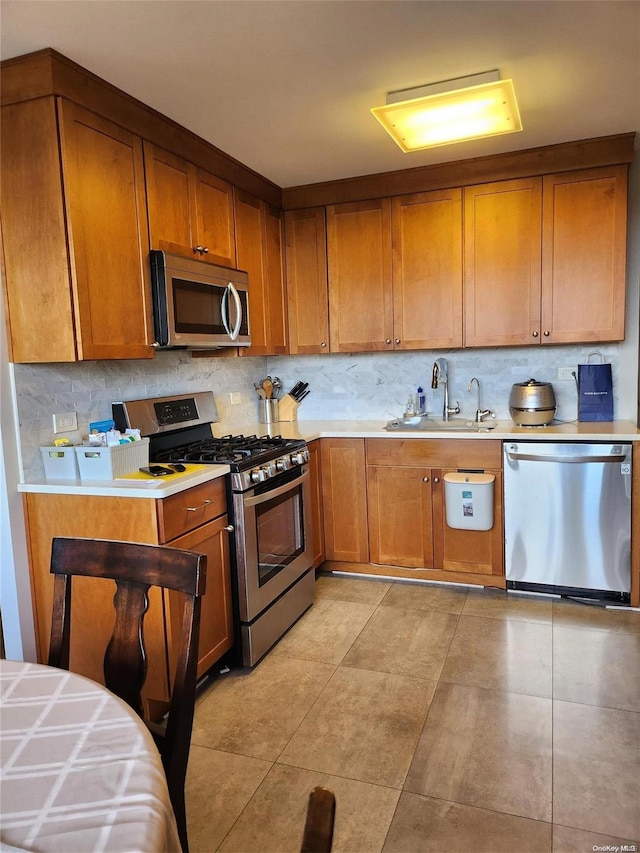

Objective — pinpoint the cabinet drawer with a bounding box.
[366,438,502,469]
[157,478,226,542]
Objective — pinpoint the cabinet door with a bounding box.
[327,199,393,352]
[263,205,288,354]
[367,465,434,568]
[58,100,153,360]
[284,208,330,354]
[392,189,463,349]
[321,438,369,562]
[307,440,325,569]
[464,178,542,348]
[193,168,236,267]
[235,190,268,355]
[144,142,194,257]
[168,514,234,680]
[432,469,504,575]
[541,166,627,343]
[1,97,75,362]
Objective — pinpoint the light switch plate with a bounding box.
[230,392,242,405]
[557,367,575,381]
[53,412,78,433]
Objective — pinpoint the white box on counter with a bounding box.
[75,438,149,480]
[40,447,79,480]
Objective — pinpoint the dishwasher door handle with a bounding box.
[506,451,627,464]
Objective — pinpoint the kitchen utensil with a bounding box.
[297,388,310,403]
[289,381,304,399]
[271,377,282,399]
[262,377,274,399]
[508,378,556,426]
[254,383,267,399]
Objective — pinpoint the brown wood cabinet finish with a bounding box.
[327,199,393,352]
[307,440,325,569]
[22,480,233,710]
[541,166,627,343]
[236,191,288,356]
[464,178,543,348]
[320,438,369,562]
[284,208,330,354]
[391,189,463,349]
[2,97,154,362]
[145,142,236,268]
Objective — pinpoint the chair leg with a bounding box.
[170,785,189,853]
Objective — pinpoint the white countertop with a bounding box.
[19,419,638,498]
[246,418,640,442]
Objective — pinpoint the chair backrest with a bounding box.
[48,536,207,852]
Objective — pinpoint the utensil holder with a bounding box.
[258,398,279,424]
[277,394,299,422]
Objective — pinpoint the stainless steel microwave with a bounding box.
[150,250,251,349]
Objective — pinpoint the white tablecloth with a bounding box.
[0,660,181,852]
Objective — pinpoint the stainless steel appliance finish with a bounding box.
[504,442,631,602]
[112,392,314,666]
[508,379,557,426]
[150,250,251,349]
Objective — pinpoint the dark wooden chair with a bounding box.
[47,536,207,853]
[301,786,336,853]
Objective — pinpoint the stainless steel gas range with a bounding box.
[113,392,314,666]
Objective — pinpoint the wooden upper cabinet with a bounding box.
[284,208,330,354]
[235,190,288,356]
[541,166,627,343]
[144,142,236,268]
[1,96,153,362]
[392,189,463,350]
[464,178,542,348]
[327,199,393,352]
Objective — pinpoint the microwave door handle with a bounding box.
[227,282,242,341]
[221,286,232,337]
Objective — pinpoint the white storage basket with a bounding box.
[40,446,79,480]
[75,438,149,481]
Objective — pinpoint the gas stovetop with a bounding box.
[112,392,308,491]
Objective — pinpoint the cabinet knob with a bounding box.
[433,477,440,484]
[320,342,327,348]
[423,476,430,483]
[532,330,539,338]
[395,339,401,345]
[385,339,392,345]
[193,245,204,254]
[224,524,235,533]
[202,247,209,254]
[543,330,550,337]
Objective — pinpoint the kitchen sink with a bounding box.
[384,416,497,432]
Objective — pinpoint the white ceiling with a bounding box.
[1,1,639,188]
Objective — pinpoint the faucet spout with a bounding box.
[468,376,495,423]
[433,359,458,420]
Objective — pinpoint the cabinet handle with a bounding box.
[320,342,327,348]
[223,524,235,533]
[395,339,400,345]
[423,476,430,483]
[202,247,209,254]
[186,499,213,512]
[193,245,204,254]
[433,477,440,483]
[385,339,391,345]
[532,330,539,337]
[543,330,550,337]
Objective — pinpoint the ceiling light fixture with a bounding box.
[371,70,522,152]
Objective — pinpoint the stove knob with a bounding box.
[250,467,267,483]
[275,457,289,472]
[301,448,310,463]
[264,462,276,478]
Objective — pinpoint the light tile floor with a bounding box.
[186,575,640,852]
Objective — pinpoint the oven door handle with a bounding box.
[244,470,308,507]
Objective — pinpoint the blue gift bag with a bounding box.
[578,353,613,422]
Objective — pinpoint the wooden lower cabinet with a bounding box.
[307,440,325,568]
[22,478,233,716]
[320,437,504,585]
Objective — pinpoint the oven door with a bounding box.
[233,466,312,622]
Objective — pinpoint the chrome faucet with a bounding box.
[468,377,495,423]
[432,358,460,421]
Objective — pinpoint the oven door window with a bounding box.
[255,484,305,586]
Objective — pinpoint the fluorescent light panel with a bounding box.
[372,71,522,152]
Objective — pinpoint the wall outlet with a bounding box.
[53,412,78,433]
[557,367,576,381]
[230,392,242,405]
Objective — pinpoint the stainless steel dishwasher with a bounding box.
[504,442,632,603]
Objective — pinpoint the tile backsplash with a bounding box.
[14,343,621,480]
